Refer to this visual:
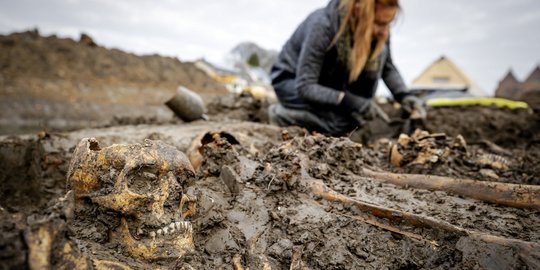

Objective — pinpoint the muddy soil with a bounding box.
[1,104,539,269]
[0,30,228,134]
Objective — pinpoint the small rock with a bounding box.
[220,166,240,194]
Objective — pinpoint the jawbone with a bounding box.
[118,217,194,261]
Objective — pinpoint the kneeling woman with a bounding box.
[269,0,424,135]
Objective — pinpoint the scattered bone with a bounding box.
[66,138,196,260]
[92,259,131,270]
[25,218,62,269]
[293,151,540,265]
[362,168,540,209]
[471,139,512,156]
[389,143,403,167]
[480,169,500,179]
[307,177,540,262]
[476,153,510,171]
[397,133,411,147]
[245,231,272,269]
[179,194,198,219]
[454,134,467,150]
[342,213,439,247]
[281,130,290,141]
[290,246,310,270]
[389,130,471,167]
[232,254,244,270]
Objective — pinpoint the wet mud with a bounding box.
[1,105,539,269]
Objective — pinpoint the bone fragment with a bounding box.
[362,168,540,209]
[344,214,439,247]
[233,254,244,270]
[289,246,311,270]
[308,179,540,265]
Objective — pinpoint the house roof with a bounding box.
[494,65,540,100]
[495,70,522,99]
[410,56,485,96]
[500,70,519,85]
[524,66,540,84]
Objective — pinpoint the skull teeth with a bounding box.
[168,223,176,233]
[149,221,192,239]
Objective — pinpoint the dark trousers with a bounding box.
[269,71,357,136]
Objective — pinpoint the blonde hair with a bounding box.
[332,0,399,82]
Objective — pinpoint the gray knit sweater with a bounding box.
[271,0,409,108]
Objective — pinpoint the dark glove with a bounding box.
[351,99,391,124]
[340,91,370,114]
[401,95,427,119]
[341,93,391,125]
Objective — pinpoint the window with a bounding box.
[432,76,450,83]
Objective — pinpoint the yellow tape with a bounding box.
[426,97,529,109]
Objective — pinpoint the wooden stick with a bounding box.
[362,168,540,209]
[343,214,439,247]
[308,180,540,264]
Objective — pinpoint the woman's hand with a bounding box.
[401,95,427,119]
[340,91,370,114]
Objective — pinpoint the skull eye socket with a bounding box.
[127,165,160,194]
[96,168,118,193]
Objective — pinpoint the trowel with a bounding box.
[165,86,208,122]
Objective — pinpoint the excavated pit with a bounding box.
[1,105,539,269]
[1,31,539,269]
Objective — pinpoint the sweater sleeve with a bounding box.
[294,18,343,106]
[382,40,409,102]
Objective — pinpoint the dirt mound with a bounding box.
[207,92,270,123]
[422,106,540,184]
[0,30,228,134]
[425,106,539,147]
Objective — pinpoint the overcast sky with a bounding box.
[1,0,539,95]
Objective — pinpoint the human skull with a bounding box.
[67,138,196,261]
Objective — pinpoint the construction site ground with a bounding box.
[1,31,539,269]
